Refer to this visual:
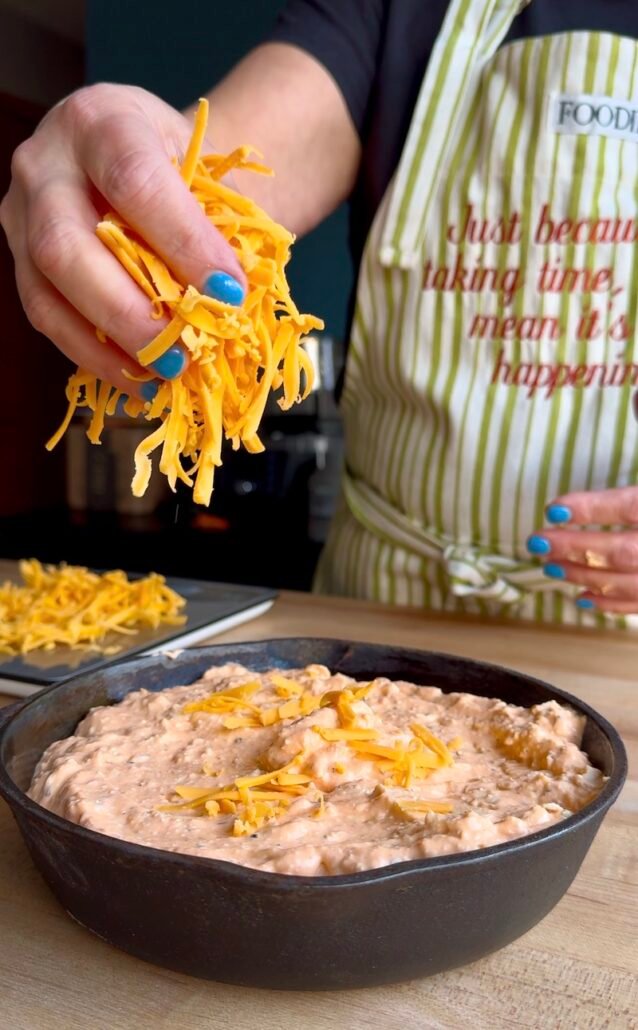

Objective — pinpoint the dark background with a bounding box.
[0,0,351,591]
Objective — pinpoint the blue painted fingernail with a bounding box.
[527,534,551,556]
[546,504,572,524]
[151,345,186,379]
[140,380,159,402]
[576,597,596,610]
[203,270,245,306]
[543,563,565,579]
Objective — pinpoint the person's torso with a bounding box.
[352,0,638,271]
[320,0,638,629]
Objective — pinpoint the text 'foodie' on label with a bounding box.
[550,92,638,142]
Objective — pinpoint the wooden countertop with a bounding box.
[1,590,636,1030]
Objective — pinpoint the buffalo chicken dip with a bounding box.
[28,664,605,875]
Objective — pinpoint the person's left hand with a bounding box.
[526,486,638,614]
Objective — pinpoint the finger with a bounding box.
[77,108,247,300]
[15,255,146,395]
[6,176,171,387]
[574,594,638,615]
[542,560,638,600]
[26,179,174,362]
[545,486,638,527]
[526,529,638,571]
[0,176,26,255]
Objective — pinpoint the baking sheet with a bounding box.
[0,574,276,691]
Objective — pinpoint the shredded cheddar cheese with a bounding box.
[161,754,324,836]
[186,675,322,728]
[0,559,185,656]
[189,677,276,717]
[46,98,324,507]
[392,800,454,818]
[163,671,457,837]
[410,722,455,766]
[313,727,379,742]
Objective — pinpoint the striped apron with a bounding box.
[316,0,638,628]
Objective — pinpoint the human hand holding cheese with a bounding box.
[0,50,359,506]
[0,84,247,394]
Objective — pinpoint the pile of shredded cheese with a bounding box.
[0,559,185,656]
[46,98,324,506]
[162,671,457,837]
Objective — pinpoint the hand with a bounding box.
[527,487,638,614]
[0,84,246,393]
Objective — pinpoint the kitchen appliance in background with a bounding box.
[66,416,172,516]
[231,333,344,544]
[63,334,345,590]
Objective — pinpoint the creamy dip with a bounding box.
[28,664,605,876]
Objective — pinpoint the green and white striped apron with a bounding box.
[316,0,638,628]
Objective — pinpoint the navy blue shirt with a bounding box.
[270,0,638,268]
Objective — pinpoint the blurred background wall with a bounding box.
[0,0,84,519]
[0,0,84,106]
[0,1,350,590]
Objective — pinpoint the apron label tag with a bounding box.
[550,92,638,142]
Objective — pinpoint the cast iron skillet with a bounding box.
[0,639,627,990]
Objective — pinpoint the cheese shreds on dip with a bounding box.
[28,664,606,876]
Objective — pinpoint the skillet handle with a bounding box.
[0,701,24,731]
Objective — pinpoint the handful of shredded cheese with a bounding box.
[46,98,324,506]
[0,559,186,656]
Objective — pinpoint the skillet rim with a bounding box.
[0,637,628,891]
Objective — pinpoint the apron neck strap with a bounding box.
[380,0,532,269]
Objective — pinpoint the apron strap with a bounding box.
[343,469,575,605]
[379,0,532,269]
